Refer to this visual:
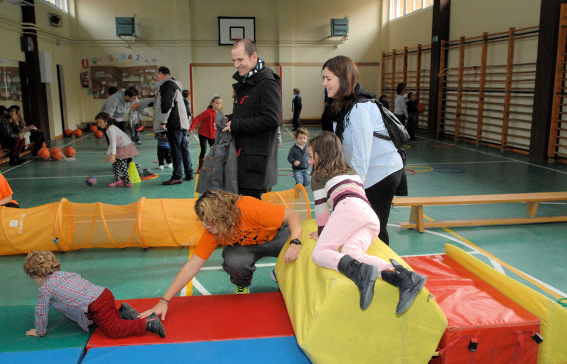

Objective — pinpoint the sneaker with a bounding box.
[270,269,278,283]
[135,141,142,145]
[235,286,249,294]
[158,165,164,170]
[167,163,173,169]
[119,180,133,187]
[145,313,166,338]
[108,179,120,187]
[119,302,140,320]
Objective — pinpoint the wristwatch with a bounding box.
[290,238,301,245]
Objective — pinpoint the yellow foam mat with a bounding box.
[275,219,447,363]
[445,244,567,364]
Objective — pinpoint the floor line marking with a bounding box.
[418,214,566,299]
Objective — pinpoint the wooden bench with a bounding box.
[393,192,567,232]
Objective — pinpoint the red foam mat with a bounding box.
[86,292,294,350]
[404,254,541,364]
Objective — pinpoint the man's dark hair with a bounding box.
[158,66,171,75]
[108,86,118,96]
[182,90,190,98]
[124,86,139,98]
[233,39,257,57]
[396,83,405,95]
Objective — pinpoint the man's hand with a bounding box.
[139,301,169,321]
[284,243,301,263]
[26,328,39,337]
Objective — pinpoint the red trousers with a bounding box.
[87,288,146,339]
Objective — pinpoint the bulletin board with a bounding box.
[90,65,158,99]
[0,66,21,101]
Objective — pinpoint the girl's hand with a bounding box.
[284,243,301,263]
[139,301,168,321]
[110,155,116,164]
[309,231,319,240]
[26,328,39,337]
[104,155,110,163]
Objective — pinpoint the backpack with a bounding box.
[370,100,410,149]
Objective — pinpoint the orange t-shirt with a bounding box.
[194,196,286,260]
[0,174,13,200]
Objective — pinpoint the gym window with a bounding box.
[43,0,68,13]
[390,0,434,20]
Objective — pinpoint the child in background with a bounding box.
[95,112,139,187]
[127,99,152,145]
[406,92,418,141]
[24,250,165,338]
[287,127,310,187]
[308,132,425,314]
[190,96,221,173]
[292,88,302,130]
[155,132,172,170]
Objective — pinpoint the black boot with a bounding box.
[337,255,379,310]
[146,313,166,338]
[119,302,140,320]
[381,259,426,315]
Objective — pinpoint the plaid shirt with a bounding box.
[34,271,104,336]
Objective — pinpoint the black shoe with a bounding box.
[162,178,183,185]
[337,255,379,310]
[145,313,166,338]
[184,173,194,181]
[8,158,24,165]
[119,302,140,320]
[382,259,426,315]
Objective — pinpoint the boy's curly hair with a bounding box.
[23,250,61,279]
[194,190,241,243]
[295,127,309,139]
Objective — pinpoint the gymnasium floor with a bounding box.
[1,126,566,358]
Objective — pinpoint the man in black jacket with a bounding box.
[224,39,281,199]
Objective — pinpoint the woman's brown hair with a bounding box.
[194,189,242,242]
[309,131,351,180]
[322,56,360,115]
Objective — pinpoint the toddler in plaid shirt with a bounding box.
[24,250,165,338]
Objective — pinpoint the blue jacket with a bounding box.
[287,143,309,170]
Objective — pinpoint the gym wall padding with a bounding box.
[0,185,311,255]
[275,219,448,364]
[445,244,567,364]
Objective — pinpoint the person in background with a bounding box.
[182,90,192,121]
[190,96,222,173]
[393,83,408,127]
[101,86,139,132]
[292,88,302,131]
[287,127,311,187]
[406,92,418,141]
[379,95,390,111]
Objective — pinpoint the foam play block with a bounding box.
[83,337,310,363]
[443,244,567,364]
[86,292,294,350]
[404,253,541,363]
[0,348,84,364]
[275,219,448,364]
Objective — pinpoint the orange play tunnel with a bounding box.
[0,185,311,255]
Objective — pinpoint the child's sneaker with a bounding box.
[119,180,133,187]
[167,163,173,169]
[108,180,120,187]
[235,286,249,294]
[158,165,164,170]
[145,313,166,338]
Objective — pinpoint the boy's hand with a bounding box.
[293,160,300,166]
[26,329,39,337]
[284,243,301,263]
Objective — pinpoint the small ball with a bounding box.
[85,176,97,186]
[64,147,76,158]
[74,129,83,137]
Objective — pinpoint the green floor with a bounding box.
[1,126,567,353]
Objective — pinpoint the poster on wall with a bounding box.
[90,65,158,99]
[0,67,22,101]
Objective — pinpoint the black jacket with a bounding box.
[287,144,309,170]
[230,67,281,190]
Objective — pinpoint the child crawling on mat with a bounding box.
[308,132,426,314]
[23,250,166,338]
